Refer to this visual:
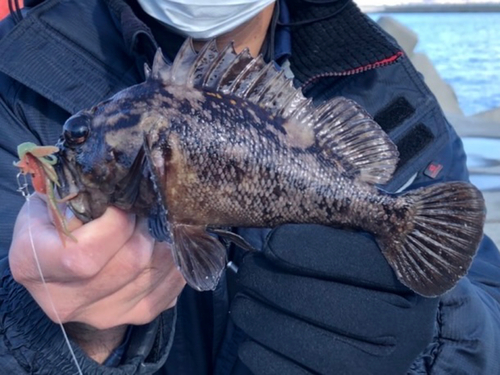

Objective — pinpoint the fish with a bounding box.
[16,39,486,297]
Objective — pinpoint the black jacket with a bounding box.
[0,0,499,374]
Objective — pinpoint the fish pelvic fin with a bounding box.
[379,181,485,297]
[172,224,227,292]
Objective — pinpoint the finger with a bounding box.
[23,218,157,319]
[238,255,417,338]
[117,262,185,327]
[67,243,185,328]
[231,295,392,375]
[264,224,406,291]
[25,207,137,282]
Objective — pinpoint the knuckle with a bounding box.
[59,252,100,279]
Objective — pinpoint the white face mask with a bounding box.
[137,0,276,39]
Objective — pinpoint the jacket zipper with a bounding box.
[301,51,405,91]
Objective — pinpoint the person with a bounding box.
[0,0,499,374]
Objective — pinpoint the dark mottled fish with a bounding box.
[51,39,485,297]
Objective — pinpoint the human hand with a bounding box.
[231,225,438,375]
[9,194,185,360]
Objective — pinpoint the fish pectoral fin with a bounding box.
[206,227,257,252]
[310,97,399,185]
[172,224,227,292]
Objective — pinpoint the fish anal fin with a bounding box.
[380,181,485,297]
[172,224,227,292]
[311,97,399,185]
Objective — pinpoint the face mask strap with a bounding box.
[260,0,281,62]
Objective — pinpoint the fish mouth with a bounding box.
[54,152,94,223]
[54,144,154,223]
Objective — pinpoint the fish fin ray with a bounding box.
[311,97,399,184]
[144,63,151,80]
[148,214,172,243]
[172,224,227,291]
[217,49,254,93]
[202,42,239,90]
[187,39,219,87]
[207,227,257,252]
[228,55,268,98]
[169,38,198,85]
[380,182,485,297]
[151,48,172,84]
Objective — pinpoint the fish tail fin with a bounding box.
[380,181,485,297]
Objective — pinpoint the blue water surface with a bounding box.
[370,13,500,116]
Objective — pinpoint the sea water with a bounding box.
[371,12,500,116]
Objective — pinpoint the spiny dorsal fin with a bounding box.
[151,48,171,83]
[202,42,239,90]
[157,39,399,184]
[217,48,254,93]
[169,38,198,84]
[187,39,219,87]
[144,63,152,80]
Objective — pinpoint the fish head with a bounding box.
[56,84,159,222]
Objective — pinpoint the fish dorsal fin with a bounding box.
[144,63,152,80]
[202,42,239,90]
[166,39,399,184]
[187,39,220,87]
[168,38,198,85]
[311,97,399,184]
[228,54,268,97]
[217,49,254,93]
[151,48,171,83]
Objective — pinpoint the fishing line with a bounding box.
[17,173,84,375]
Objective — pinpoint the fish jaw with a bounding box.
[55,147,111,223]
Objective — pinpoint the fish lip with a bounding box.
[54,149,92,223]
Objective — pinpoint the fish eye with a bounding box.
[63,115,91,146]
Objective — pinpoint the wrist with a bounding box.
[64,322,128,364]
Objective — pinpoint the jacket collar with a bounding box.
[0,0,144,114]
[285,0,403,84]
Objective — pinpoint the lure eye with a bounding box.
[63,115,90,146]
